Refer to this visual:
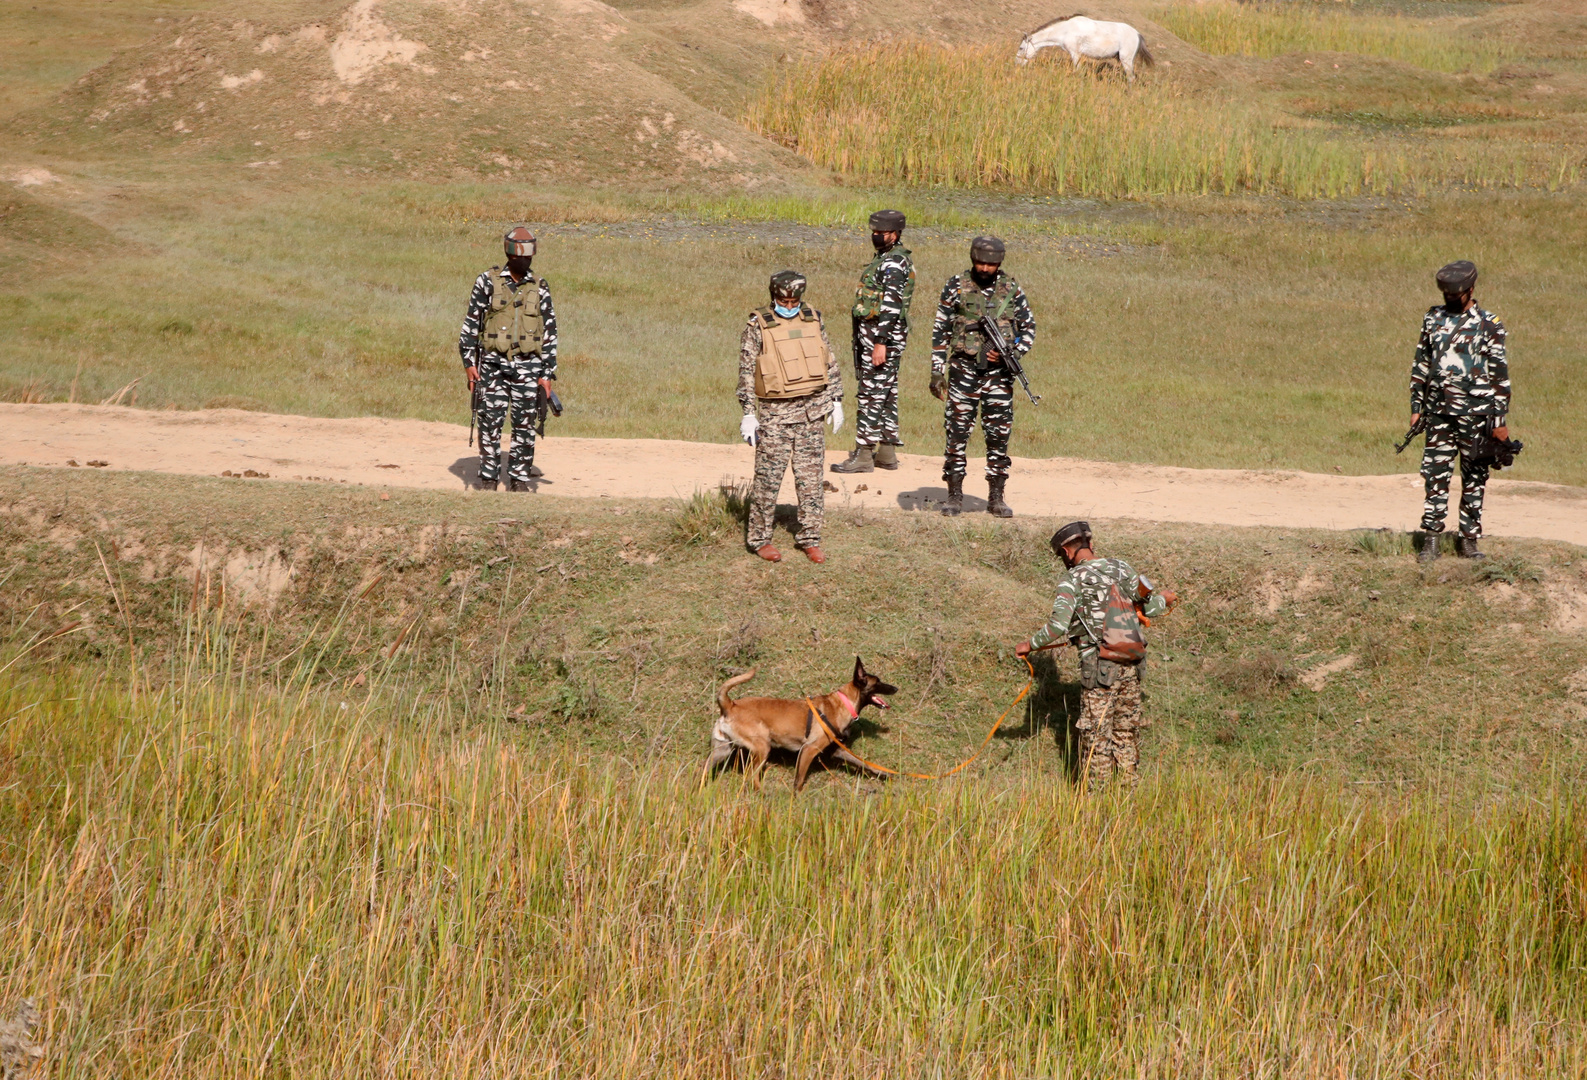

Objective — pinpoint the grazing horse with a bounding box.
[1016,15,1155,82]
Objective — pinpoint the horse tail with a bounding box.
[1136,39,1155,68]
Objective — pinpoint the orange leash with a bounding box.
[805,653,1045,781]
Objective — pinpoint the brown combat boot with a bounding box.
[754,544,782,563]
[831,445,874,474]
[1417,531,1440,563]
[873,443,899,470]
[1457,536,1486,560]
[477,478,499,492]
[941,476,963,516]
[508,478,532,492]
[987,477,1013,518]
[798,545,826,564]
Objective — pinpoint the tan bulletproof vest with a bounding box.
[480,269,544,356]
[754,306,831,400]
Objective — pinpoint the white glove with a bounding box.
[829,401,844,434]
[740,414,759,447]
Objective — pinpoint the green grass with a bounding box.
[1156,1,1517,73]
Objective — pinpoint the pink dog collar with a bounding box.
[834,690,860,719]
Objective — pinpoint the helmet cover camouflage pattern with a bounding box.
[868,209,906,233]
[504,226,537,259]
[1051,520,1093,556]
[1436,260,1477,293]
[769,269,808,301]
[970,235,1006,265]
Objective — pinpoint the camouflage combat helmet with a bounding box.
[769,269,808,301]
[1436,260,1477,293]
[1050,520,1093,557]
[504,225,537,259]
[970,235,1006,265]
[868,209,906,233]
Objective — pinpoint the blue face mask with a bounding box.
[774,302,801,318]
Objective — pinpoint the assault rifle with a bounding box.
[468,382,481,447]
[1394,414,1427,454]
[977,315,1040,405]
[535,383,564,437]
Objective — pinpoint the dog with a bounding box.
[704,656,897,791]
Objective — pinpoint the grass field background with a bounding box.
[3,469,1587,1075]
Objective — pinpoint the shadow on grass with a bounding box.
[997,649,1083,781]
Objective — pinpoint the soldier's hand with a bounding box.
[870,342,887,368]
[985,349,1001,364]
[538,377,553,395]
[1492,424,1509,441]
[929,373,948,401]
[466,366,479,390]
[1014,641,1032,659]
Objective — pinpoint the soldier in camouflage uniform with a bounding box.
[458,226,558,491]
[1410,260,1511,562]
[1016,521,1176,793]
[739,270,845,564]
[832,209,915,474]
[929,236,1037,518]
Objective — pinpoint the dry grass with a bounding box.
[1156,1,1517,74]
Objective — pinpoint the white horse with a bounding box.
[1016,15,1155,82]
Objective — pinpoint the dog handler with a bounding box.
[1016,521,1176,792]
[458,226,558,491]
[738,270,845,564]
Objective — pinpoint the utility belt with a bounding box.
[950,350,1011,375]
[1078,650,1140,689]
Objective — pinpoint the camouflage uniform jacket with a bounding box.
[1029,556,1169,663]
[929,270,1037,376]
[852,244,915,349]
[1410,304,1508,419]
[458,267,559,374]
[737,307,843,425]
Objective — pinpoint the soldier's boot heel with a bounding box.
[1457,536,1486,560]
[941,476,963,517]
[873,444,899,471]
[1417,532,1440,563]
[987,477,1013,518]
[831,446,875,474]
[508,478,532,493]
[477,478,500,492]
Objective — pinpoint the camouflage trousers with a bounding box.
[1076,665,1142,793]
[475,354,546,484]
[852,317,905,448]
[942,361,1014,481]
[1420,413,1493,538]
[748,418,826,549]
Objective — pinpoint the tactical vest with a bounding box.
[852,246,915,330]
[480,269,544,356]
[948,271,1017,367]
[754,305,831,400]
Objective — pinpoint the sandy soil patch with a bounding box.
[6,404,1587,545]
[1300,655,1358,692]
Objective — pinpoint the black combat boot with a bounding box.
[831,445,874,474]
[873,443,899,470]
[1457,536,1486,560]
[1417,531,1440,563]
[987,477,1013,518]
[508,478,532,493]
[941,476,963,516]
[478,478,499,492]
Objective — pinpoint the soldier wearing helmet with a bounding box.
[457,226,559,491]
[929,235,1037,517]
[737,270,845,563]
[1409,260,1513,561]
[832,209,915,475]
[1016,522,1177,793]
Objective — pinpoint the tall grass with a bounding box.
[1156,1,1516,74]
[3,647,1586,1076]
[746,44,1502,198]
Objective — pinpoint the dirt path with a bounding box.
[6,403,1586,545]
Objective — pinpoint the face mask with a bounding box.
[971,268,998,288]
[871,232,890,252]
[773,302,801,318]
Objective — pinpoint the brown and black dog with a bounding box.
[704,656,897,791]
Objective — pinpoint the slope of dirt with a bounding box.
[9,0,1216,184]
[8,403,1587,544]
